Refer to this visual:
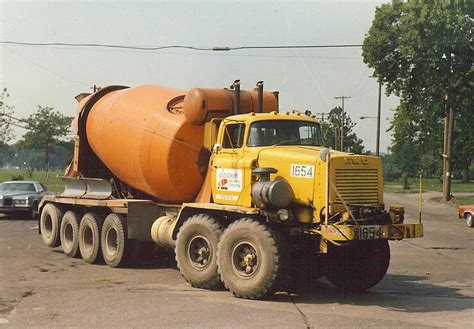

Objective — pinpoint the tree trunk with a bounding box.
[45,144,50,180]
[462,160,470,183]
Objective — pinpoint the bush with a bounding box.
[402,174,411,190]
[11,175,24,181]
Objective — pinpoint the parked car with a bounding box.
[0,181,50,219]
[458,204,474,228]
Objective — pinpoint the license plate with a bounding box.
[355,225,382,240]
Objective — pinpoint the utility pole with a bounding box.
[335,96,351,151]
[376,81,382,157]
[443,94,454,202]
[369,76,383,157]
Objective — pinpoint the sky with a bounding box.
[0,0,399,152]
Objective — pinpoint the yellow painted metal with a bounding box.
[180,202,261,215]
[209,112,383,223]
[295,206,313,223]
[319,223,423,241]
[419,173,423,223]
[203,119,221,151]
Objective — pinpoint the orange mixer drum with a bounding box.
[86,85,205,203]
[84,84,279,203]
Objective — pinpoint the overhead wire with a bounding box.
[0,41,368,51]
[0,40,466,52]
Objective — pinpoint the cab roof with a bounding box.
[225,111,320,124]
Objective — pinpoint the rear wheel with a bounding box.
[101,213,128,268]
[466,213,473,228]
[60,211,81,258]
[175,214,223,289]
[40,203,63,248]
[217,218,282,299]
[79,212,103,263]
[326,240,390,292]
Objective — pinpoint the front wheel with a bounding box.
[175,214,223,289]
[326,240,390,292]
[466,213,473,228]
[217,218,282,299]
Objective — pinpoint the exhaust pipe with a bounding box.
[273,91,279,109]
[256,81,263,113]
[232,80,241,115]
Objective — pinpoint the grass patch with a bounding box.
[0,169,64,192]
[430,196,474,206]
[385,178,474,193]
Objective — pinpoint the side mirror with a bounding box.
[213,144,222,154]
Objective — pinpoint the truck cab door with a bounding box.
[211,122,246,205]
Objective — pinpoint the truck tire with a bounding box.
[175,214,223,289]
[326,240,390,292]
[101,213,128,268]
[79,212,104,264]
[217,218,281,299]
[466,213,473,228]
[60,211,81,258]
[40,203,63,248]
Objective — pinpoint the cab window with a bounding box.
[222,123,245,149]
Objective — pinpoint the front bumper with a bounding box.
[319,223,424,241]
[0,205,32,213]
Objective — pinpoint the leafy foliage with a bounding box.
[0,88,14,143]
[19,106,73,172]
[363,0,473,181]
[322,106,364,154]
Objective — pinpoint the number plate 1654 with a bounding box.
[355,225,382,240]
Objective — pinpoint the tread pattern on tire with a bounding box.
[175,213,224,289]
[79,212,104,264]
[60,210,81,258]
[217,218,281,299]
[101,213,128,268]
[40,203,64,248]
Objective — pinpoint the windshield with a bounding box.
[247,120,323,147]
[0,183,36,192]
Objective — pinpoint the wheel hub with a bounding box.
[232,241,259,278]
[188,236,212,269]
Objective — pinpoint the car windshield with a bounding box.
[0,183,36,192]
[247,120,324,147]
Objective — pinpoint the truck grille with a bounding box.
[334,168,379,206]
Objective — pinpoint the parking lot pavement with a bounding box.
[0,194,473,328]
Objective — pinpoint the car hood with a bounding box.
[0,191,37,198]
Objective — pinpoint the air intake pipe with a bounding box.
[251,167,293,209]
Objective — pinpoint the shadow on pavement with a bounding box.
[272,274,473,313]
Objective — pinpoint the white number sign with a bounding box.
[290,164,314,178]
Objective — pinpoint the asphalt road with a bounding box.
[0,193,473,328]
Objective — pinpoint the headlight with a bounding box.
[0,195,3,199]
[14,197,29,205]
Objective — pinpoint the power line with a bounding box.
[0,41,367,51]
[1,40,465,52]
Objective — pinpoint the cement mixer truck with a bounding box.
[38,80,423,299]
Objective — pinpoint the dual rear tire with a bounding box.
[176,215,282,299]
[40,204,127,267]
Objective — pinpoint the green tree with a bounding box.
[0,88,14,143]
[323,106,364,154]
[362,0,473,181]
[20,106,73,173]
